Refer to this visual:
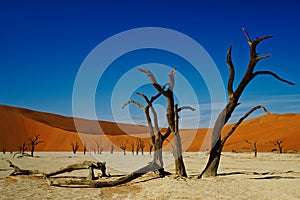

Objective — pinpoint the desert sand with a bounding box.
[0,152,299,200]
[0,105,299,153]
[0,105,299,199]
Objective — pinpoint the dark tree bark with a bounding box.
[199,28,294,178]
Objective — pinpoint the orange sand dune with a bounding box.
[0,105,299,152]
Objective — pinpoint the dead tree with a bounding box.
[139,68,195,177]
[140,139,145,155]
[123,76,194,177]
[271,139,284,154]
[245,140,258,157]
[110,145,114,154]
[83,143,87,155]
[48,162,159,188]
[7,159,161,188]
[28,134,43,157]
[131,143,135,155]
[123,89,171,176]
[136,139,141,155]
[19,141,27,155]
[96,141,102,154]
[120,142,127,155]
[199,28,294,178]
[71,142,79,154]
[7,160,107,180]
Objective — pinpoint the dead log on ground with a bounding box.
[48,162,160,188]
[7,160,107,180]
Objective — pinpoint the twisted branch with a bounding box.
[252,71,295,85]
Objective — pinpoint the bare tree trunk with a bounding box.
[199,140,222,177]
[123,91,171,177]
[28,134,43,157]
[253,141,257,157]
[153,136,165,176]
[173,137,187,177]
[200,106,269,178]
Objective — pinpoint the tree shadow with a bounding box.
[218,170,299,180]
[133,176,162,184]
[252,176,296,180]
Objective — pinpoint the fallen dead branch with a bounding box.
[7,160,107,180]
[7,160,160,188]
[48,162,160,188]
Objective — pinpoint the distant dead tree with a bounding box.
[83,143,87,155]
[271,139,284,154]
[135,139,140,155]
[28,134,44,157]
[120,142,127,155]
[71,142,79,154]
[96,141,102,154]
[199,28,294,178]
[19,141,27,155]
[110,145,114,154]
[2,141,6,154]
[137,138,145,155]
[131,143,135,155]
[245,140,258,157]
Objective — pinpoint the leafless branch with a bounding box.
[177,106,196,112]
[252,71,295,85]
[221,105,269,147]
[122,100,145,109]
[226,45,235,97]
[138,68,166,95]
[242,27,252,45]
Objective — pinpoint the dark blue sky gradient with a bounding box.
[0,0,299,127]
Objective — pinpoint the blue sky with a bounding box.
[0,0,299,128]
